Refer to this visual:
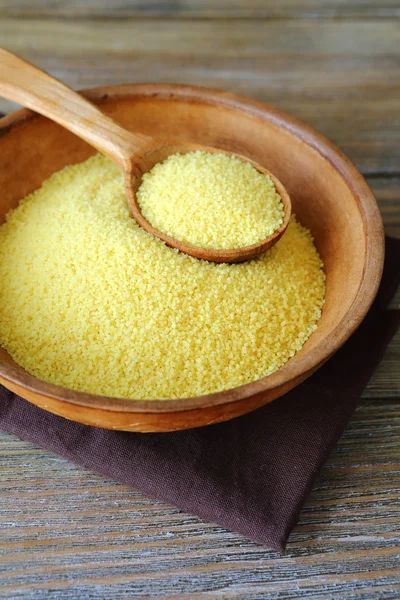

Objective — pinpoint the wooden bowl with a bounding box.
[0,84,384,432]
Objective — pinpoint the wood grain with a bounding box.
[365,330,400,398]
[0,399,398,597]
[368,177,400,238]
[0,19,399,175]
[0,0,399,19]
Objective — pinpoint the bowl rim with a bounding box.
[0,83,385,414]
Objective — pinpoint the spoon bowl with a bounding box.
[127,142,291,262]
[0,48,291,263]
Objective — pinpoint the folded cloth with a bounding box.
[0,237,399,551]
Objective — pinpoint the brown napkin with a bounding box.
[0,237,399,551]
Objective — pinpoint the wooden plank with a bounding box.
[355,177,400,397]
[365,330,400,398]
[2,18,399,57]
[343,176,400,396]
[368,177,400,238]
[0,399,399,597]
[0,0,399,19]
[0,19,399,175]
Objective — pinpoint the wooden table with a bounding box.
[0,2,399,597]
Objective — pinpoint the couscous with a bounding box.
[137,151,285,249]
[0,154,325,399]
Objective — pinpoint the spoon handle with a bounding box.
[0,48,151,169]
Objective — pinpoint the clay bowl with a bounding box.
[0,84,384,432]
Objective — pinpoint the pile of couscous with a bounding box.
[137,151,285,249]
[0,154,325,399]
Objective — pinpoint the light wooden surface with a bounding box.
[0,399,399,598]
[0,1,399,597]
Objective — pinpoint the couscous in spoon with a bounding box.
[0,48,291,263]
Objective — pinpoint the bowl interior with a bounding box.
[0,86,378,410]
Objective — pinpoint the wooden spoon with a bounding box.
[0,48,291,263]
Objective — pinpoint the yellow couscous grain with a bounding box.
[0,154,325,400]
[137,151,285,249]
